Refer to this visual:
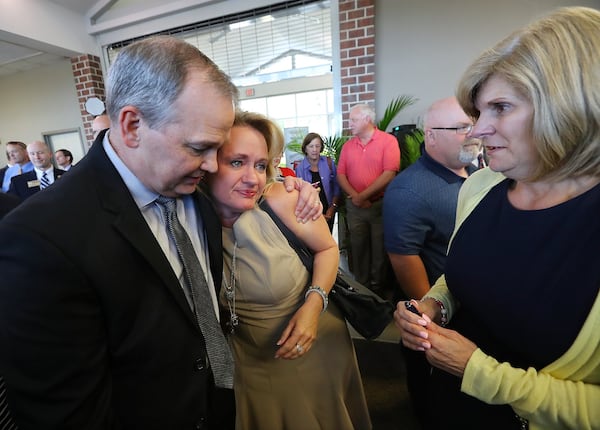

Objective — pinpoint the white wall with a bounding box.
[376,0,600,128]
[0,59,83,147]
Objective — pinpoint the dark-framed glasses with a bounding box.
[431,124,473,135]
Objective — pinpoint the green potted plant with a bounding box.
[377,94,418,133]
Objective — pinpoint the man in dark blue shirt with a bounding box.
[383,96,480,427]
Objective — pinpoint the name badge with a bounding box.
[27,180,41,188]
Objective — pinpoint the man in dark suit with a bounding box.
[0,37,321,430]
[1,141,33,192]
[0,164,8,187]
[54,148,74,171]
[0,192,19,218]
[0,189,19,430]
[8,140,66,201]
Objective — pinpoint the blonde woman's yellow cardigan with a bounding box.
[426,168,600,430]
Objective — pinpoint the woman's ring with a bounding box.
[295,343,304,353]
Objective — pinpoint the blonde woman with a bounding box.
[204,111,371,430]
[396,7,600,430]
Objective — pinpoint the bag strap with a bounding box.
[326,156,332,170]
[259,199,314,272]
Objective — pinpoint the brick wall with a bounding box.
[70,54,106,148]
[338,0,375,131]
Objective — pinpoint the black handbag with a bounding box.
[260,200,394,340]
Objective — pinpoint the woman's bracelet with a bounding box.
[305,285,328,313]
[421,297,448,327]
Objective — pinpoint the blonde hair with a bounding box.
[233,111,283,180]
[457,7,600,181]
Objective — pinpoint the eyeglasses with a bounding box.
[431,124,473,135]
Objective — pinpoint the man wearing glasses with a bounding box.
[383,96,481,427]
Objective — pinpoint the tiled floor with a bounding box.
[334,245,419,429]
[354,334,421,430]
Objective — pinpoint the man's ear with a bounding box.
[425,128,435,146]
[118,106,142,148]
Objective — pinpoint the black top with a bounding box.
[427,178,600,429]
[311,170,329,210]
[448,178,600,368]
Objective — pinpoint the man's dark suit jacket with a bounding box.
[7,167,66,201]
[0,192,19,218]
[0,131,232,429]
[0,165,8,188]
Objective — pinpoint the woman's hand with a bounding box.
[423,321,478,377]
[283,176,322,222]
[395,300,477,376]
[394,300,435,351]
[274,299,320,360]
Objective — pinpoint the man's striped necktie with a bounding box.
[40,171,50,189]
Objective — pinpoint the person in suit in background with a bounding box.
[0,165,8,188]
[92,113,110,140]
[8,140,66,201]
[54,148,74,171]
[0,192,19,430]
[1,141,33,192]
[0,36,321,430]
[0,145,10,187]
[0,179,20,430]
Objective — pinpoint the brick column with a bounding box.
[338,0,375,130]
[71,54,106,148]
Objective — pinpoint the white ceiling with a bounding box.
[0,40,67,77]
[50,0,99,15]
[0,0,232,77]
[0,0,99,77]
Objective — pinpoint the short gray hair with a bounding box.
[351,104,376,124]
[106,36,238,130]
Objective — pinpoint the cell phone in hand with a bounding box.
[405,301,422,316]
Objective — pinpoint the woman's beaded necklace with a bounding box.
[223,241,239,334]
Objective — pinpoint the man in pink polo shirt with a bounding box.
[337,103,400,293]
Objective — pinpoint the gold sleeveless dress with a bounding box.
[221,208,371,430]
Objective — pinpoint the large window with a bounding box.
[240,88,334,167]
[105,0,334,164]
[241,89,333,134]
[106,0,332,87]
